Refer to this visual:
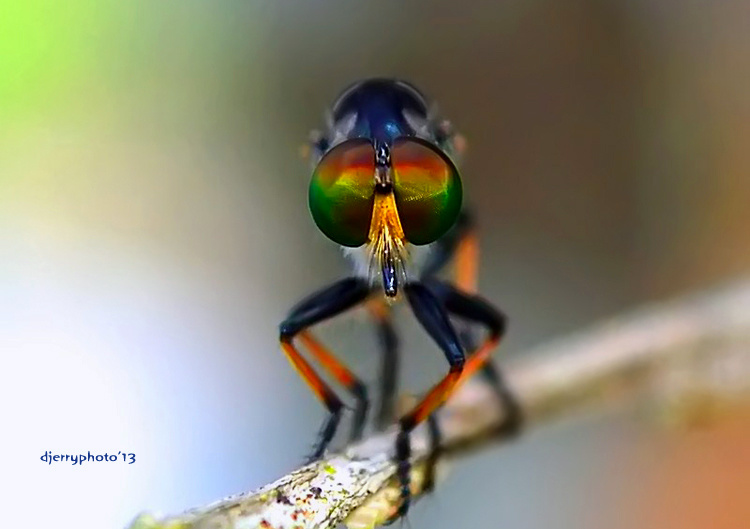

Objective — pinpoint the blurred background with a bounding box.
[1,1,749,528]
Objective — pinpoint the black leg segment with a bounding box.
[422,413,443,495]
[403,283,466,380]
[373,310,400,431]
[281,278,370,336]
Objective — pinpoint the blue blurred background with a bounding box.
[2,2,749,528]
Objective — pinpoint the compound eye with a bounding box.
[309,139,376,247]
[392,137,462,245]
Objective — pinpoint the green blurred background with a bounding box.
[2,1,748,528]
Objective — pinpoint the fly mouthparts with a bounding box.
[382,246,398,297]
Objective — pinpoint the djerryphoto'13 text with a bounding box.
[40,450,136,466]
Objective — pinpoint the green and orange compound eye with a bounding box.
[309,137,462,247]
[391,137,462,245]
[309,139,376,247]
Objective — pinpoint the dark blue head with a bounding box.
[330,79,429,143]
[308,79,463,298]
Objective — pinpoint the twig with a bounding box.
[129,276,750,529]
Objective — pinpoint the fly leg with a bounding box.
[412,210,475,498]
[279,278,371,462]
[425,278,523,438]
[424,210,522,437]
[400,279,522,521]
[391,282,466,519]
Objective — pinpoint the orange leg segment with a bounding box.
[401,369,462,429]
[298,331,360,391]
[459,335,501,386]
[297,330,369,441]
[280,340,341,410]
[455,229,479,294]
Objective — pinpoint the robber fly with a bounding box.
[279,79,521,518]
